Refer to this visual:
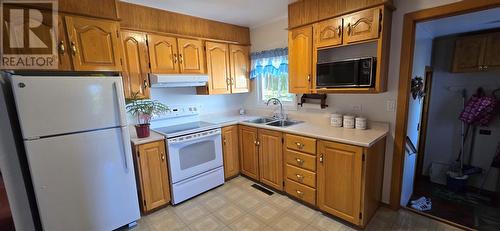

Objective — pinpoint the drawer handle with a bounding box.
[296,190,304,197]
[296,174,304,181]
[295,158,304,165]
[295,142,304,149]
[319,154,324,163]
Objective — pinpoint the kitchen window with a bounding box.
[250,48,297,108]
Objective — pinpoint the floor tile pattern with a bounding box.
[123,176,464,231]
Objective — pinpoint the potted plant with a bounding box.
[126,93,169,138]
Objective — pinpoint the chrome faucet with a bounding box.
[266,98,285,121]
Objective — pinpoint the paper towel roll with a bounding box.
[301,103,323,110]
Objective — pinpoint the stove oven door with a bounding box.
[166,129,223,183]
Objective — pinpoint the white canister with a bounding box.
[355,117,367,130]
[343,115,355,129]
[330,113,343,127]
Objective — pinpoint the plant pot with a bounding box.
[135,124,150,138]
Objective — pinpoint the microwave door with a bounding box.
[317,61,357,88]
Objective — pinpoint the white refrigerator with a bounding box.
[10,76,140,231]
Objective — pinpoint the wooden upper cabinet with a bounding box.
[483,32,500,71]
[57,15,72,71]
[239,126,259,180]
[258,129,283,191]
[177,38,205,74]
[289,0,319,29]
[317,140,363,225]
[222,125,240,179]
[343,7,381,44]
[136,140,170,212]
[229,45,250,93]
[64,16,122,71]
[289,26,313,93]
[147,34,179,74]
[314,17,343,48]
[452,35,487,73]
[206,41,231,94]
[121,31,150,99]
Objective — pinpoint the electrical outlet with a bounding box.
[352,104,362,113]
[387,100,395,112]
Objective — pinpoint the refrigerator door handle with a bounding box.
[120,126,130,171]
[113,81,128,127]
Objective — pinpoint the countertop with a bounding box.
[203,115,389,147]
[129,125,165,146]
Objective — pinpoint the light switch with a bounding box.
[387,100,395,112]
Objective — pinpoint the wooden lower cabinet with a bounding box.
[317,138,386,227]
[239,126,284,191]
[239,126,259,180]
[222,125,240,179]
[133,140,171,213]
[258,129,283,191]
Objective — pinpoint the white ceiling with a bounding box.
[122,0,292,28]
[417,7,500,38]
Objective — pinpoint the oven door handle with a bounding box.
[168,129,221,145]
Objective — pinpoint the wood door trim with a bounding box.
[390,0,500,209]
[415,67,433,177]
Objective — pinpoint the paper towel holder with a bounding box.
[298,94,328,109]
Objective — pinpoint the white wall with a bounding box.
[246,0,461,203]
[423,36,500,191]
[149,87,248,116]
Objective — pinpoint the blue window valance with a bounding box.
[250,48,288,80]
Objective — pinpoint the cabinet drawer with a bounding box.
[285,134,316,154]
[285,179,316,206]
[286,149,316,172]
[286,164,316,188]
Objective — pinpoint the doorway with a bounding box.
[392,1,500,230]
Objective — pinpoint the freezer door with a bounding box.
[11,76,127,139]
[24,127,140,231]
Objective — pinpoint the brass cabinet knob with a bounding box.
[296,190,304,197]
[319,154,324,163]
[173,54,178,63]
[295,158,304,165]
[71,41,77,55]
[295,142,304,149]
[59,41,65,54]
[296,174,304,181]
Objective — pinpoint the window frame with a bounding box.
[256,74,298,111]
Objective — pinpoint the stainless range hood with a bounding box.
[149,74,209,88]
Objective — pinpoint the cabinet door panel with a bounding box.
[65,16,122,71]
[239,126,259,180]
[178,38,205,74]
[258,129,283,191]
[137,141,170,212]
[206,42,231,94]
[484,32,500,70]
[121,31,150,99]
[289,26,313,93]
[343,8,380,44]
[147,34,179,74]
[222,125,240,179]
[314,17,343,48]
[229,44,250,93]
[452,35,486,73]
[317,141,363,225]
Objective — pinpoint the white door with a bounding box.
[25,127,140,231]
[11,76,127,139]
[167,129,223,183]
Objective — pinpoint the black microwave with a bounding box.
[316,57,376,88]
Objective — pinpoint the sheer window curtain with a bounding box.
[250,48,295,103]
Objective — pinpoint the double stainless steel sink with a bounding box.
[244,117,303,127]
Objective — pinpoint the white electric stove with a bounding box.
[151,105,224,205]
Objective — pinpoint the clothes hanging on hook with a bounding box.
[459,87,498,126]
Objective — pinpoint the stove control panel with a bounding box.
[153,105,201,119]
